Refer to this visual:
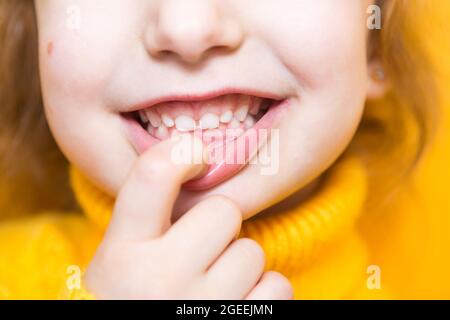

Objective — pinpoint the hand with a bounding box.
[84,135,293,299]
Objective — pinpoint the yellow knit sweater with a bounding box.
[1,129,450,299]
[1,3,450,300]
[0,155,372,300]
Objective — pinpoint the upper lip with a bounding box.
[125,87,286,113]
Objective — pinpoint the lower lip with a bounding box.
[122,99,290,191]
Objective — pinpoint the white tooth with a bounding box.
[139,110,149,123]
[234,105,249,122]
[155,124,169,140]
[199,113,220,130]
[161,114,175,128]
[146,123,153,134]
[220,110,233,124]
[171,130,180,139]
[203,129,220,140]
[229,119,240,129]
[175,115,196,132]
[244,115,256,129]
[146,110,162,128]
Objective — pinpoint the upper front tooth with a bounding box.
[146,110,161,128]
[234,105,249,122]
[175,115,196,132]
[139,110,149,123]
[199,113,220,130]
[220,110,233,124]
[161,114,175,128]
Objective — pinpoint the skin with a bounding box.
[35,0,384,299]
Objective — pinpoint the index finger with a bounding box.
[106,135,207,241]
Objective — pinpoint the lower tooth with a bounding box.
[229,119,240,129]
[139,111,149,123]
[171,130,180,138]
[235,105,249,122]
[202,130,221,142]
[244,116,256,129]
[155,125,169,139]
[147,110,162,128]
[227,128,245,140]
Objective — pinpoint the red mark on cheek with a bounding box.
[47,41,54,56]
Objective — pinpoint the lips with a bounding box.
[122,92,289,190]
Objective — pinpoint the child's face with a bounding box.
[35,0,379,218]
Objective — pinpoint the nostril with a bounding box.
[144,3,244,64]
[154,49,176,59]
[208,44,236,55]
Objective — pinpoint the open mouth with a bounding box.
[122,93,288,190]
[133,94,272,142]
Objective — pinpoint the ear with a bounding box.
[367,60,389,100]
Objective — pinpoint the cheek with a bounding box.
[36,4,140,194]
[38,1,139,104]
[38,34,114,163]
[260,4,368,91]
[248,3,369,179]
[40,34,115,103]
[257,2,369,138]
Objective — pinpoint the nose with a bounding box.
[144,0,244,64]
